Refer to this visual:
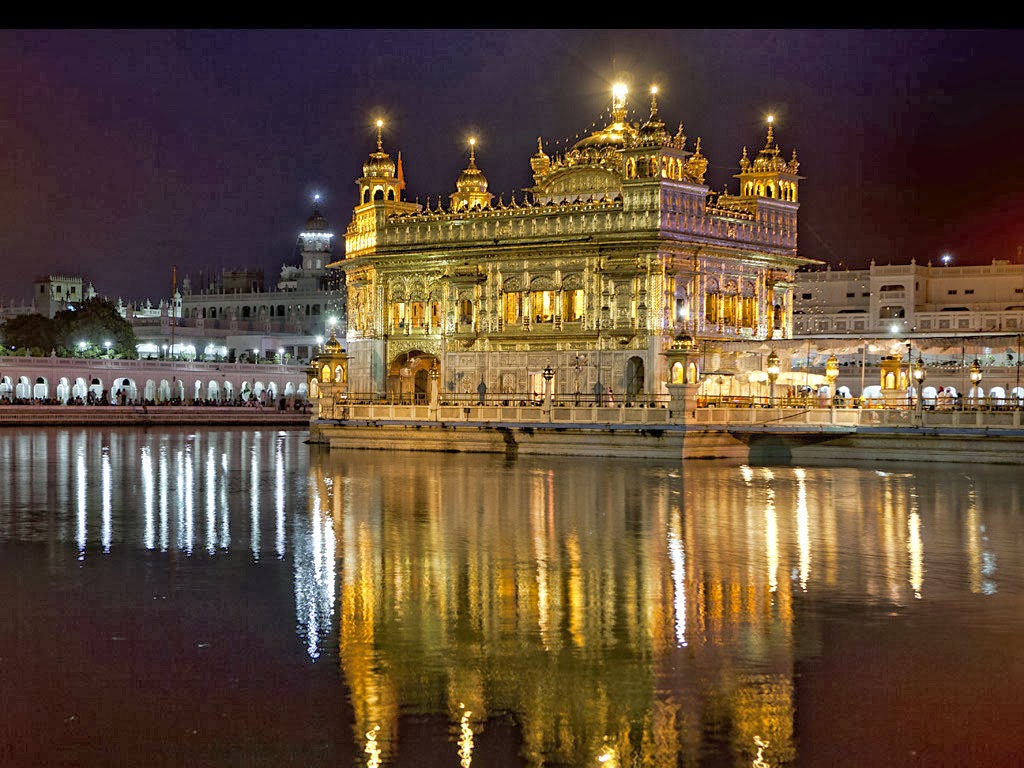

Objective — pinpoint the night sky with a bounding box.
[3,28,1023,306]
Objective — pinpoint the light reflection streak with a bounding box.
[159,445,169,551]
[908,510,923,599]
[966,493,998,595]
[206,443,216,554]
[220,450,230,549]
[276,437,285,557]
[668,513,687,647]
[101,446,111,553]
[251,440,261,560]
[795,468,810,591]
[76,447,86,556]
[27,431,312,562]
[765,487,779,595]
[142,445,155,550]
[457,704,474,767]
[293,480,336,660]
[183,443,194,555]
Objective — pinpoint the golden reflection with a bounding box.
[364,725,381,768]
[908,511,923,599]
[320,452,806,767]
[457,703,474,767]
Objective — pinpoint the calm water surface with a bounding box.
[1,428,1023,767]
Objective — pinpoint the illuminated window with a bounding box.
[410,301,425,328]
[392,302,406,329]
[562,289,583,322]
[459,299,473,325]
[503,293,522,324]
[531,291,556,323]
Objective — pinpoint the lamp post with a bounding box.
[825,353,839,408]
[912,357,927,422]
[573,352,582,405]
[542,363,554,412]
[766,349,780,406]
[970,359,983,408]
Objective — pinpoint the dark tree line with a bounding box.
[0,297,139,358]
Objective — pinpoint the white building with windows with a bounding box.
[793,251,1024,337]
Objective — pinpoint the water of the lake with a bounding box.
[1,427,1022,767]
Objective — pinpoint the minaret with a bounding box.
[345,119,420,259]
[449,138,493,211]
[298,194,333,272]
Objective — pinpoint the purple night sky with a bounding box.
[2,28,1022,305]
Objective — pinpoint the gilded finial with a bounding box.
[650,85,658,114]
[375,119,384,151]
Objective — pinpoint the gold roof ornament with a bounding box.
[450,138,493,211]
[530,136,551,181]
[684,136,708,185]
[362,119,396,179]
[637,86,670,147]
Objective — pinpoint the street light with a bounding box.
[970,359,983,407]
[825,353,839,406]
[766,349,780,405]
[542,363,554,407]
[913,357,927,418]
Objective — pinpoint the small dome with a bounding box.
[363,148,396,179]
[637,92,669,146]
[323,326,344,354]
[456,144,488,194]
[363,121,396,178]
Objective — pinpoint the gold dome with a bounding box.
[363,120,396,179]
[456,141,488,195]
[570,85,637,153]
[323,326,344,354]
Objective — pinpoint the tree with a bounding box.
[0,313,57,355]
[53,297,139,359]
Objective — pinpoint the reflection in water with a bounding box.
[2,429,1024,766]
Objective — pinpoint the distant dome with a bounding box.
[305,204,328,231]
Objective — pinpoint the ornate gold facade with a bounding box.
[331,86,815,401]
